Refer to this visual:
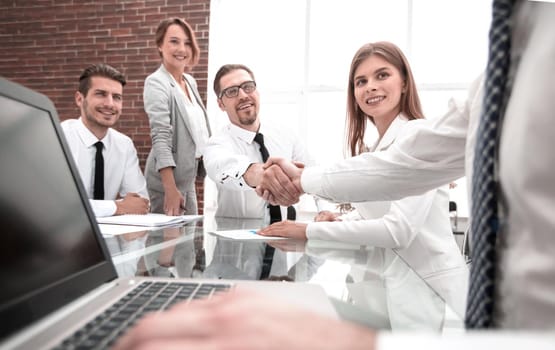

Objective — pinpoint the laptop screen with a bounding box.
[0,79,117,340]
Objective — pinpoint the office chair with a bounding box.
[462,227,472,264]
[449,200,458,232]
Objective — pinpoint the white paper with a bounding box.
[96,213,203,227]
[210,229,288,240]
[98,224,153,236]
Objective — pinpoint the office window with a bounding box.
[206,0,491,215]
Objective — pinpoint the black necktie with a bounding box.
[253,133,296,223]
[465,0,514,329]
[93,141,104,200]
[253,132,296,279]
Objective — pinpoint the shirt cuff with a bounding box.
[376,331,555,350]
[90,199,117,217]
[376,332,455,350]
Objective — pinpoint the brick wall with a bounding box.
[0,0,211,213]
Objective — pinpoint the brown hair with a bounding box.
[155,17,200,68]
[346,41,424,156]
[78,63,126,95]
[213,64,256,98]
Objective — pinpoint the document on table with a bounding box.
[96,213,203,227]
[210,229,288,240]
[98,224,149,236]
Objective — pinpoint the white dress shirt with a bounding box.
[306,115,467,296]
[61,118,149,217]
[301,0,555,344]
[203,121,309,219]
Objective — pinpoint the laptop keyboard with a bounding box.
[53,281,231,350]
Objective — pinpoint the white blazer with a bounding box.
[306,114,467,283]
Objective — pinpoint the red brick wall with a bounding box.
[0,0,211,213]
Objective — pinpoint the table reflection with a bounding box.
[305,243,464,330]
[103,214,468,332]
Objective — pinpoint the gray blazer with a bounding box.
[143,65,211,214]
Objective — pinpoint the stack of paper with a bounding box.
[210,229,287,240]
[96,213,203,227]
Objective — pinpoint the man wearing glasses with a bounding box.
[203,64,314,221]
[202,64,318,281]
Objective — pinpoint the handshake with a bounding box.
[254,157,306,206]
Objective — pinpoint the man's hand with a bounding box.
[243,163,264,187]
[115,193,149,215]
[112,288,376,350]
[256,157,305,206]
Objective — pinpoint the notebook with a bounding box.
[0,77,337,350]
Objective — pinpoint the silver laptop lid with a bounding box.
[0,78,117,341]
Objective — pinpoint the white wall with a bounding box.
[205,0,492,216]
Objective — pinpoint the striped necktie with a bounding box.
[465,0,515,329]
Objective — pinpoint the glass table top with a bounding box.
[102,211,468,333]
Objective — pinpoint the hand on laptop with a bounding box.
[112,288,376,350]
[255,157,304,206]
[115,193,149,215]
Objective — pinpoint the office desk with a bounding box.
[102,212,468,333]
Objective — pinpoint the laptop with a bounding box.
[0,77,337,350]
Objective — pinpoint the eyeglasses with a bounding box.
[219,80,257,99]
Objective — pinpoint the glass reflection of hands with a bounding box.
[121,230,148,242]
[267,239,306,252]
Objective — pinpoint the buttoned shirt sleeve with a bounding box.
[203,128,253,191]
[116,135,149,200]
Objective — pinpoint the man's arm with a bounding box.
[116,137,150,215]
[203,135,261,191]
[112,288,555,350]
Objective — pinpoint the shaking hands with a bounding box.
[255,157,305,206]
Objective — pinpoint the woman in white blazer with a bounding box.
[259,42,466,279]
[143,18,211,216]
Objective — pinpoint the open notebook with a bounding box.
[0,77,337,350]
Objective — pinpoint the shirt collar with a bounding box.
[75,117,111,148]
[227,123,259,144]
[371,113,409,151]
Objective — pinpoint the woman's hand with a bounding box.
[159,167,185,216]
[164,187,185,216]
[258,220,308,240]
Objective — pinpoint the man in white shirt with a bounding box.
[113,1,555,349]
[203,64,313,220]
[61,63,149,217]
[202,64,320,280]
